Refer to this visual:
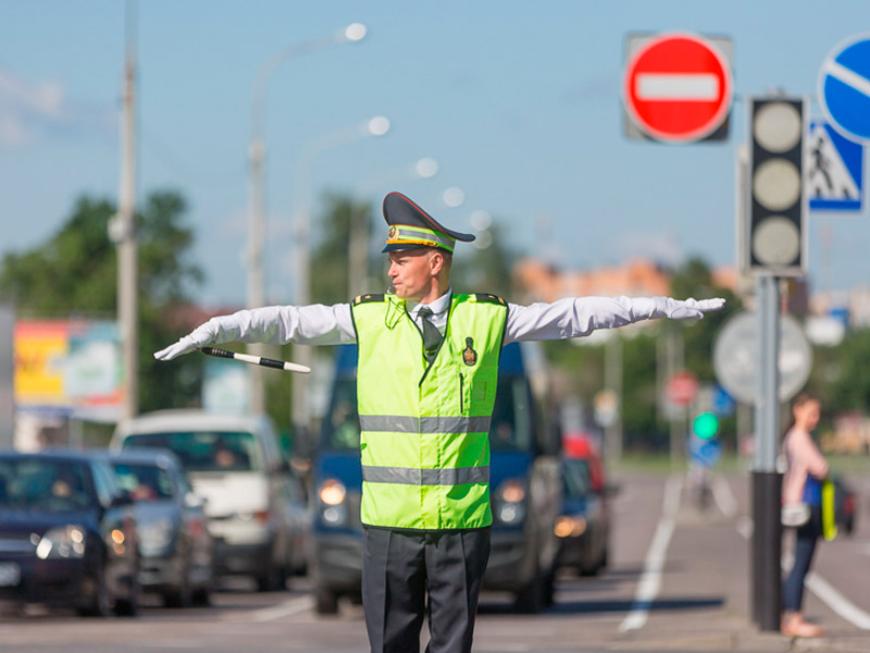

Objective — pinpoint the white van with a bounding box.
[111,410,305,591]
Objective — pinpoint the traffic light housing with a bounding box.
[747,97,807,276]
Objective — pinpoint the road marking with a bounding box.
[711,475,738,518]
[619,475,682,633]
[737,521,870,630]
[245,595,314,623]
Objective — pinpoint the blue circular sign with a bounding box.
[819,33,870,143]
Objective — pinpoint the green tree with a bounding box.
[309,192,375,304]
[450,222,516,296]
[0,190,204,417]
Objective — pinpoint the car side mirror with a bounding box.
[111,491,135,508]
[184,492,207,509]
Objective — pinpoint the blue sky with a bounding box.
[2,1,869,305]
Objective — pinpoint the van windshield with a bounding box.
[121,431,261,472]
[321,376,532,453]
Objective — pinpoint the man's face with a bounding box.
[387,249,438,299]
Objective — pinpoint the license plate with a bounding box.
[0,563,20,587]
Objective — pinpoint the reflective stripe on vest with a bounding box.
[351,293,508,530]
[362,465,490,485]
[358,415,492,433]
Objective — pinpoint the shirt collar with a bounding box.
[409,288,452,317]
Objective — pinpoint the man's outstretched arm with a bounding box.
[504,296,725,344]
[154,303,356,360]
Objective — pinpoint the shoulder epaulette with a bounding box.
[353,293,385,306]
[474,293,506,305]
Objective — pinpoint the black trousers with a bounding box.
[362,526,491,653]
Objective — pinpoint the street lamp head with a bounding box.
[367,115,391,137]
[442,186,465,208]
[414,157,439,179]
[344,23,368,42]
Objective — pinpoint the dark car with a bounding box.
[554,434,611,576]
[105,449,214,607]
[0,450,140,617]
[833,476,857,536]
[309,342,562,615]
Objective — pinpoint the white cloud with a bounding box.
[0,70,69,147]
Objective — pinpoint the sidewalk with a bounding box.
[614,473,870,653]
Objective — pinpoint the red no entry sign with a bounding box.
[666,371,699,407]
[624,33,732,143]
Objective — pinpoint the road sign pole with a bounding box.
[751,274,783,631]
[0,304,14,450]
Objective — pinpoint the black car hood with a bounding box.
[0,509,98,536]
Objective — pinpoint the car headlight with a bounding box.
[318,479,348,526]
[139,518,176,554]
[554,515,587,538]
[494,479,527,525]
[36,525,86,560]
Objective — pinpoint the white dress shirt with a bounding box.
[192,289,702,348]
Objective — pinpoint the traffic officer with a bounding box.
[155,191,725,653]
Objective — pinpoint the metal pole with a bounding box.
[246,134,266,415]
[0,304,14,449]
[751,274,783,631]
[348,204,369,299]
[118,0,138,420]
[604,333,623,463]
[246,31,360,417]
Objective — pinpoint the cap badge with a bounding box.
[462,337,477,366]
[387,226,398,240]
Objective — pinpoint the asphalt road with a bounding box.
[2,470,868,653]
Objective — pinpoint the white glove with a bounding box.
[661,297,726,320]
[153,321,217,361]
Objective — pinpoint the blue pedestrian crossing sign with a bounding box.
[808,120,864,214]
[819,33,870,143]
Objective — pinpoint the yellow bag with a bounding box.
[821,480,838,542]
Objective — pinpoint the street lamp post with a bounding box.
[246,23,366,415]
[290,116,390,433]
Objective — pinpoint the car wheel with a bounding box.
[314,587,339,615]
[513,572,545,614]
[113,576,140,617]
[77,565,112,618]
[255,566,282,592]
[162,577,193,608]
[191,586,212,606]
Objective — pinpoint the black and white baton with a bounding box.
[200,347,311,374]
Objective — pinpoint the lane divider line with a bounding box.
[619,475,683,633]
[711,475,738,518]
[242,595,314,623]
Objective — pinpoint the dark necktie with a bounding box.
[417,306,443,363]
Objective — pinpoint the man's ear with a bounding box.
[430,250,446,275]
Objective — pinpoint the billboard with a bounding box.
[14,320,124,422]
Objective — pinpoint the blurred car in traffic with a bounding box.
[0,450,140,616]
[833,476,857,536]
[112,410,307,591]
[105,449,214,606]
[310,342,562,614]
[554,434,611,576]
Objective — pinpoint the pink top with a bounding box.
[782,427,829,505]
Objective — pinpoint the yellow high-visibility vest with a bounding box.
[351,292,508,530]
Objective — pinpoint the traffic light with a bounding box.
[747,97,807,276]
[693,411,719,440]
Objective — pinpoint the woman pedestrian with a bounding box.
[781,393,829,638]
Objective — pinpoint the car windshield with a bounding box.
[121,431,261,472]
[562,458,590,499]
[321,376,532,453]
[0,459,93,512]
[112,462,175,501]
